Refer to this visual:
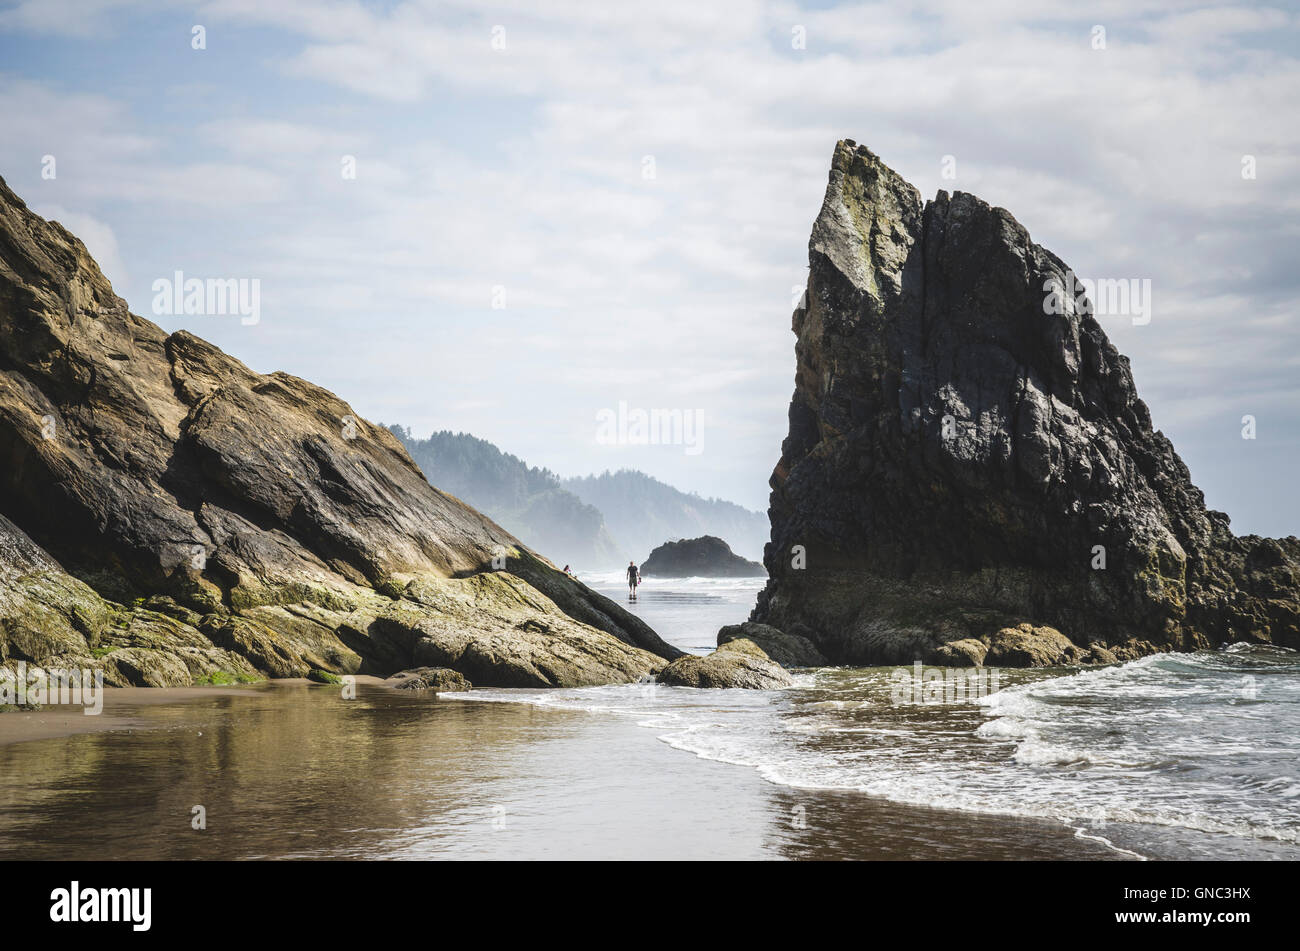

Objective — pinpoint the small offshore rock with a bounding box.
[640,536,765,578]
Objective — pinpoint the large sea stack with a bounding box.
[0,176,681,687]
[752,140,1299,667]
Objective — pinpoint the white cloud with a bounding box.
[199,119,363,159]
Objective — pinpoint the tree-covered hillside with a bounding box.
[391,429,770,568]
[392,427,624,568]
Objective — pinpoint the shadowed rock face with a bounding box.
[752,140,1300,667]
[0,175,682,687]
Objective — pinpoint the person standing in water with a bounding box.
[627,561,641,601]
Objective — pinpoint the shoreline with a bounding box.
[0,678,1129,859]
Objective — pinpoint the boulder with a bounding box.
[983,624,1076,667]
[716,621,827,668]
[387,667,471,692]
[657,639,793,689]
[928,638,988,668]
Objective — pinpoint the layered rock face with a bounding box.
[0,176,681,687]
[753,140,1299,666]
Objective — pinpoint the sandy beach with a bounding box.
[0,678,1125,860]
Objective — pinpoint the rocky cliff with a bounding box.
[0,175,682,687]
[752,140,1300,667]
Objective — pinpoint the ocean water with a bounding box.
[475,573,1300,860]
[581,568,768,654]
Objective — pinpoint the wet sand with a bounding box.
[0,680,1124,860]
[0,685,244,748]
[0,677,395,748]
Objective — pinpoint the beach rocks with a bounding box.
[717,621,826,668]
[0,175,683,688]
[640,536,764,578]
[929,639,988,667]
[387,667,471,692]
[983,624,1077,667]
[657,638,793,689]
[752,140,1300,666]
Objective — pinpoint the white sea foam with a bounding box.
[452,576,1300,857]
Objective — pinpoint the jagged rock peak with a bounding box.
[751,141,1299,667]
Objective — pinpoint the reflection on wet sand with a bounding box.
[0,682,1118,860]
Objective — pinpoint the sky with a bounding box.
[0,0,1297,535]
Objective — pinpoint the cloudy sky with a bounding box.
[1,0,1297,534]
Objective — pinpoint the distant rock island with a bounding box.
[752,140,1300,667]
[641,536,765,578]
[0,175,682,689]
